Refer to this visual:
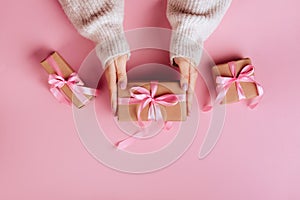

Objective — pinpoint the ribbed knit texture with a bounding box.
[58,0,130,68]
[167,0,231,66]
[58,0,231,68]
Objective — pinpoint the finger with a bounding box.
[105,63,117,115]
[175,58,189,91]
[115,55,128,90]
[187,66,198,115]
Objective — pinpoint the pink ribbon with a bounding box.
[48,73,98,105]
[46,55,98,106]
[215,62,264,108]
[116,82,186,149]
[118,82,185,127]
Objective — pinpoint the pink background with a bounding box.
[1,0,299,199]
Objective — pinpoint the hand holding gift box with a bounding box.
[41,52,98,108]
[212,58,264,108]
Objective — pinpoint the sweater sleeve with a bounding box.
[167,0,232,66]
[58,0,130,68]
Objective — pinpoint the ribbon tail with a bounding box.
[164,121,173,131]
[247,82,264,109]
[50,87,70,105]
[148,103,156,121]
[153,103,167,130]
[137,104,145,128]
[247,99,259,109]
[154,104,163,121]
[76,85,99,96]
[69,84,91,105]
[215,88,229,105]
[236,82,246,100]
[202,104,212,112]
[115,128,149,150]
[115,135,138,150]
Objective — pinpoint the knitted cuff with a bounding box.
[169,28,203,67]
[95,32,130,69]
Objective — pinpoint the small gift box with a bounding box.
[41,52,97,108]
[117,81,187,122]
[212,58,263,107]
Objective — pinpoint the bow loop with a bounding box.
[239,64,255,77]
[67,72,84,85]
[154,94,179,106]
[48,74,67,88]
[130,86,151,101]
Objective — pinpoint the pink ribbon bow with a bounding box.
[45,55,98,106]
[48,72,98,106]
[215,62,264,108]
[116,82,186,149]
[119,82,185,127]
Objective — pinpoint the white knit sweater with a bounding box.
[58,0,231,68]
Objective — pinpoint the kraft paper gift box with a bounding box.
[212,58,260,104]
[118,82,187,121]
[41,52,95,108]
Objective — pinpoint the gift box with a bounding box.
[212,58,263,105]
[41,52,96,108]
[118,81,187,121]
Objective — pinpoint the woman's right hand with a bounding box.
[105,54,128,115]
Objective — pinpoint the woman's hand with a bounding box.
[105,54,128,115]
[105,55,197,116]
[173,57,198,116]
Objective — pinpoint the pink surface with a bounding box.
[1,0,299,199]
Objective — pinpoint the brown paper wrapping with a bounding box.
[212,58,259,104]
[40,52,93,108]
[118,82,187,121]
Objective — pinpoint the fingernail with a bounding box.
[119,81,126,90]
[182,83,188,91]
